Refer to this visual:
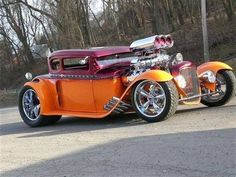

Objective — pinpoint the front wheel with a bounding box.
[201,70,236,107]
[131,80,178,122]
[18,86,61,127]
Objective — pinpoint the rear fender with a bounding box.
[197,61,233,91]
[24,78,58,115]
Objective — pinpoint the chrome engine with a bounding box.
[130,53,170,75]
[128,35,183,78]
[128,35,199,101]
[123,35,218,104]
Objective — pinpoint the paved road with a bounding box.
[0,100,236,177]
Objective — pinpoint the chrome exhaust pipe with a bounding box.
[104,97,132,113]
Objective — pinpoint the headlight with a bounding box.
[25,72,33,80]
[175,75,187,89]
[199,70,216,83]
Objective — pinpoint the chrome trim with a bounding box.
[130,35,157,50]
[49,73,121,80]
[129,53,170,76]
[130,34,174,51]
[49,73,97,79]
[179,66,200,97]
[179,91,220,101]
[112,97,132,107]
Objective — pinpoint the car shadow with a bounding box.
[1,128,235,177]
[176,104,236,114]
[0,113,145,137]
[0,104,235,138]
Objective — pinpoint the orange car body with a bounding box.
[24,46,232,119]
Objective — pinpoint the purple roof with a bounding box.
[49,46,131,58]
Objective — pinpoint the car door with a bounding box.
[57,57,96,112]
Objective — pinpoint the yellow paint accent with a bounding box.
[134,70,173,82]
[197,61,232,75]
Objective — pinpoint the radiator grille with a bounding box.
[180,67,200,97]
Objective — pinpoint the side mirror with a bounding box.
[25,72,33,81]
[78,56,89,65]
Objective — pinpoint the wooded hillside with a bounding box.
[0,0,236,89]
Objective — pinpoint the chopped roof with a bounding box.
[49,46,131,58]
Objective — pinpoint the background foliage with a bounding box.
[0,0,236,89]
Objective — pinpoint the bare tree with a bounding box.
[1,0,34,64]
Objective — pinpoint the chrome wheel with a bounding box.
[201,70,236,107]
[22,89,40,121]
[133,80,166,118]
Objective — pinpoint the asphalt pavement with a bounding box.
[0,100,236,177]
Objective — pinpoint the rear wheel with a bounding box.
[201,70,236,107]
[131,80,178,122]
[18,86,61,127]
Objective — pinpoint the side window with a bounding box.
[63,57,89,70]
[51,59,61,70]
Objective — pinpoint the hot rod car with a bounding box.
[18,35,236,127]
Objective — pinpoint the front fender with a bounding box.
[133,70,173,83]
[197,61,232,75]
[197,61,232,91]
[126,69,185,95]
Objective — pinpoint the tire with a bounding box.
[18,86,61,127]
[131,80,178,122]
[201,70,236,107]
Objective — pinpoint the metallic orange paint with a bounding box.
[93,78,126,113]
[24,69,175,119]
[58,79,96,112]
[24,79,59,115]
[26,62,233,118]
[133,70,173,82]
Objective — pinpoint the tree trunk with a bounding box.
[2,1,35,64]
[222,0,235,21]
[147,0,162,34]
